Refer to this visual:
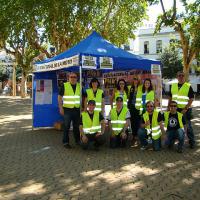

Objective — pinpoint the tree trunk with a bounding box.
[183,64,190,81]
[12,63,16,96]
[20,72,27,98]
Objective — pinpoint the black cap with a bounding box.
[88,100,96,105]
[116,96,123,102]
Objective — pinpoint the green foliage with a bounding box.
[159,43,183,79]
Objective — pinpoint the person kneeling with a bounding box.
[79,100,105,151]
[164,101,186,153]
[138,101,164,151]
[109,96,131,148]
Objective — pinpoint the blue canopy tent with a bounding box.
[33,31,160,128]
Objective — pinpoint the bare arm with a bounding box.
[58,95,64,115]
[84,97,88,111]
[101,98,105,114]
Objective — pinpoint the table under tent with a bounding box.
[33,31,161,128]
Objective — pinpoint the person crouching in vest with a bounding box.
[138,101,164,151]
[79,100,106,151]
[109,96,131,148]
[164,101,186,153]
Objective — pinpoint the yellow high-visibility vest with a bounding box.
[143,110,161,140]
[82,111,101,134]
[86,88,103,111]
[63,82,80,108]
[171,83,190,109]
[110,106,128,135]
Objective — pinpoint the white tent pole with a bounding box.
[79,56,82,112]
[32,73,34,130]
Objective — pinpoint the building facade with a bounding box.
[128,23,180,60]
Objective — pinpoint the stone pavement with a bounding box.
[0,97,199,200]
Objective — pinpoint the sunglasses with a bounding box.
[147,105,153,108]
[178,74,184,77]
[133,78,138,80]
[170,105,177,107]
[70,76,77,79]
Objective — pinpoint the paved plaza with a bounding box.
[0,97,199,200]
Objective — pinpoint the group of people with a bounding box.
[58,71,195,153]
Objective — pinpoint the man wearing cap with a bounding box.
[109,96,131,148]
[79,100,106,151]
[58,72,81,149]
[168,71,195,148]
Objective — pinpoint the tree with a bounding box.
[25,0,149,53]
[152,0,200,80]
[159,43,183,79]
[0,0,41,97]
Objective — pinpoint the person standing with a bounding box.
[168,71,195,148]
[128,76,142,143]
[79,100,105,151]
[109,96,131,148]
[58,72,81,148]
[136,78,155,115]
[84,78,105,113]
[110,79,129,108]
[164,101,186,153]
[138,101,164,151]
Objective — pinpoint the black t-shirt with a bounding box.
[164,112,186,131]
[83,89,105,98]
[141,112,163,126]
[59,83,77,96]
[80,111,104,125]
[169,83,194,99]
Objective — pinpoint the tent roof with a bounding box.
[36,31,160,71]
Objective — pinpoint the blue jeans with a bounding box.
[63,108,80,144]
[138,128,161,151]
[166,128,185,149]
[110,133,128,148]
[81,133,105,150]
[185,108,195,146]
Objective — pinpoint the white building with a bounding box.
[128,23,180,60]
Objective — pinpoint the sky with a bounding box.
[147,0,195,23]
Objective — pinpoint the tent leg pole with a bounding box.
[32,74,34,130]
[79,66,82,112]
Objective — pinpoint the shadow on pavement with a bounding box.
[0,97,199,200]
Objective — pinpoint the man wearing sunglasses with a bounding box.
[164,101,186,153]
[168,71,195,149]
[138,101,164,151]
[58,72,81,149]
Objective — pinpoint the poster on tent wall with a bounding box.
[99,57,113,69]
[82,56,97,69]
[103,70,161,105]
[35,79,52,105]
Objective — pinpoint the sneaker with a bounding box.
[140,146,147,151]
[177,148,183,153]
[190,144,195,149]
[63,143,72,149]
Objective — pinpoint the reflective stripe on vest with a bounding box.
[86,88,103,111]
[63,82,80,108]
[113,91,128,108]
[171,83,190,108]
[82,111,101,134]
[110,106,128,135]
[164,111,183,129]
[143,110,161,140]
[135,88,155,114]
